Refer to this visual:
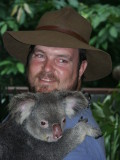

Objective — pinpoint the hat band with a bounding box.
[36,25,88,44]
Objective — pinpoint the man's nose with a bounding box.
[44,59,54,72]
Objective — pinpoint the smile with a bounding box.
[40,78,56,82]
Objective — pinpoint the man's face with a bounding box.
[27,45,80,92]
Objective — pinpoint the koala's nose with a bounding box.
[53,124,62,139]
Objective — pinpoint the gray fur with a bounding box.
[0,91,102,160]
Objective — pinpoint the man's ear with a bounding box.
[79,60,88,80]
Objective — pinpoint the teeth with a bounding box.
[42,79,52,82]
[41,78,54,82]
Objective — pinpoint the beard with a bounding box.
[28,71,60,93]
[28,69,79,93]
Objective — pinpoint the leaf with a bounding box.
[98,28,107,37]
[109,26,118,38]
[11,5,18,16]
[7,21,17,30]
[92,102,105,118]
[16,63,25,73]
[91,14,108,29]
[17,7,25,24]
[89,36,97,45]
[54,0,66,9]
[68,0,79,8]
[0,67,9,75]
[0,23,7,34]
[24,3,32,16]
[0,60,12,66]
[91,16,100,29]
[103,95,111,104]
[0,21,5,27]
[102,42,108,50]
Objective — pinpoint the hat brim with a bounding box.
[3,31,112,81]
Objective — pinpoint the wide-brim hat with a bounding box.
[3,7,112,81]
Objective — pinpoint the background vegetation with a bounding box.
[92,82,120,160]
[0,0,120,160]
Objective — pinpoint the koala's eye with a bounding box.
[63,118,66,123]
[41,121,46,125]
[40,120,48,128]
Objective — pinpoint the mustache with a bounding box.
[37,71,59,82]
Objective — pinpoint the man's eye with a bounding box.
[33,53,45,60]
[56,58,69,66]
[35,53,44,58]
[59,59,68,63]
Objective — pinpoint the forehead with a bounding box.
[34,45,79,57]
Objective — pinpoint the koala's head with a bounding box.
[9,91,88,142]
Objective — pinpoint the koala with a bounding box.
[0,91,102,160]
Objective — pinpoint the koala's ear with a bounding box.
[9,92,36,124]
[62,91,88,118]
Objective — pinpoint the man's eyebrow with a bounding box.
[57,54,72,58]
[57,54,72,60]
[34,48,45,53]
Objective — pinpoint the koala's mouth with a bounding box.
[47,135,62,142]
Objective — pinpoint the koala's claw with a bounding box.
[94,129,103,139]
[78,118,88,123]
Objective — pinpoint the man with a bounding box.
[3,7,112,160]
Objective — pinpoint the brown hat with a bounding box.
[3,7,112,81]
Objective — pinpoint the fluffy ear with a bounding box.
[61,91,88,118]
[9,92,36,124]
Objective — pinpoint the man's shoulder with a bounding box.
[65,107,99,129]
[64,107,106,160]
[64,135,106,160]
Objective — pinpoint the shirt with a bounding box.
[64,107,106,160]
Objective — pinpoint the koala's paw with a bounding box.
[88,127,102,139]
[76,120,102,139]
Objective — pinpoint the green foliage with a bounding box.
[92,83,120,160]
[0,59,24,75]
[11,1,33,24]
[78,4,120,51]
